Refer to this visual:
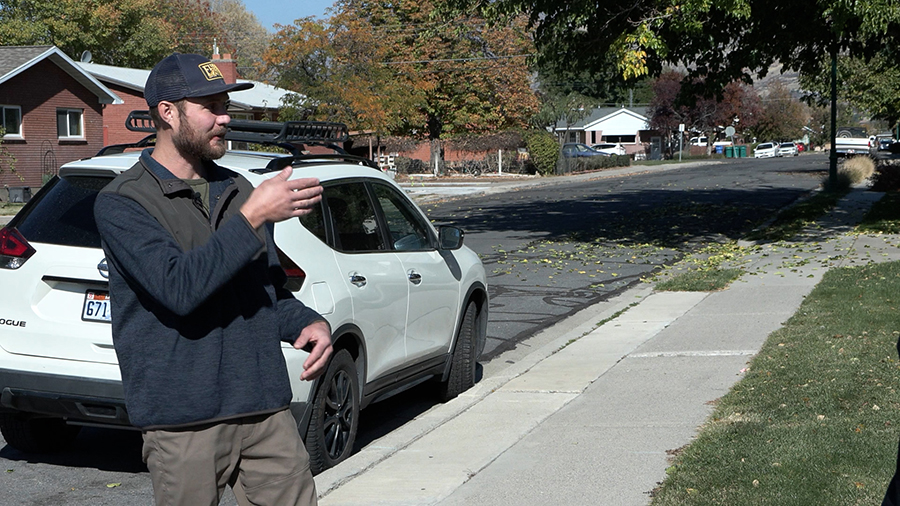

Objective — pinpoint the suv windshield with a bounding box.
[15,175,112,249]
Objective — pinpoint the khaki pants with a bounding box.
[142,409,317,506]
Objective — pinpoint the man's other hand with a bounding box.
[293,320,333,381]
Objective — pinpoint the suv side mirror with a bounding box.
[438,226,464,250]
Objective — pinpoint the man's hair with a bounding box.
[148,100,188,131]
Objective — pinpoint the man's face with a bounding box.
[171,93,230,161]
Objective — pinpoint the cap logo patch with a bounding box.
[198,62,224,81]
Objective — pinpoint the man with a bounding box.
[94,52,333,505]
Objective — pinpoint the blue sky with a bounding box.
[241,0,335,32]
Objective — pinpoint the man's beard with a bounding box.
[173,119,227,161]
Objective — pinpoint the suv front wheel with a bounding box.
[438,301,478,402]
[304,349,360,474]
[0,413,82,453]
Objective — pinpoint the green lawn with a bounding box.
[651,193,900,505]
[652,260,900,505]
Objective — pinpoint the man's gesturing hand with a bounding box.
[293,320,333,381]
[241,167,323,229]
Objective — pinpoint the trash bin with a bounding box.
[724,146,734,157]
[738,146,747,158]
[8,186,31,203]
[716,145,724,154]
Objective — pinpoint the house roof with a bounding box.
[555,106,649,131]
[0,45,122,104]
[77,61,299,111]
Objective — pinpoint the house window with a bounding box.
[1,105,22,137]
[57,108,84,139]
[603,135,636,144]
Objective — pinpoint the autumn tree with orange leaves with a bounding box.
[264,0,539,145]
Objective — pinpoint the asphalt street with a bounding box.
[415,154,827,360]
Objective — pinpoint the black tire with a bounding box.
[0,413,81,453]
[439,302,478,402]
[305,349,359,475]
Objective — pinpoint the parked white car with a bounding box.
[0,116,488,475]
[689,136,709,146]
[754,142,778,158]
[590,143,627,156]
[778,142,799,157]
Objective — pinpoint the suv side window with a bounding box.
[298,201,327,244]
[324,182,385,253]
[372,183,432,251]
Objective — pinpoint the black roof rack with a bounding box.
[253,154,381,174]
[226,119,348,145]
[120,111,351,157]
[95,134,156,156]
[125,110,156,133]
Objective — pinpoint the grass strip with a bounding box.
[655,268,743,292]
[745,190,848,242]
[651,260,900,505]
[0,202,23,216]
[858,192,900,233]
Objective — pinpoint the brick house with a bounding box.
[0,46,121,195]
[78,53,296,148]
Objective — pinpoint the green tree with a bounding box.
[208,0,272,81]
[800,50,900,129]
[0,0,223,68]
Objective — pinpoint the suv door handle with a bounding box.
[349,272,367,287]
[407,269,422,285]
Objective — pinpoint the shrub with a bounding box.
[871,162,900,192]
[841,155,876,182]
[394,156,429,174]
[823,156,875,191]
[483,149,527,174]
[559,153,631,174]
[523,130,559,176]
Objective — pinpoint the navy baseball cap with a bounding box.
[144,53,253,107]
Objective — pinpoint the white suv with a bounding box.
[0,117,488,474]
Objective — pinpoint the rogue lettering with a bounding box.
[0,319,26,327]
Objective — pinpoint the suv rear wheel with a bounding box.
[0,413,82,453]
[305,349,360,474]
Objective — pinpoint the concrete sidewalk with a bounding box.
[313,187,900,505]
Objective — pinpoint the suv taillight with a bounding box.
[276,248,306,292]
[0,227,36,269]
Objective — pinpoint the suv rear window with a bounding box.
[15,175,111,249]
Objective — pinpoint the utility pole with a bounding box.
[828,43,838,187]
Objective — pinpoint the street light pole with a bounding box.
[829,43,838,187]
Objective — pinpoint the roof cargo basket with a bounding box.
[123,111,348,152]
[125,110,156,133]
[226,119,349,145]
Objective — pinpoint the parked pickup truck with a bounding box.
[834,127,874,156]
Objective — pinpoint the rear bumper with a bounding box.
[0,369,313,434]
[0,368,130,425]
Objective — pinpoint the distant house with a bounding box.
[555,107,654,156]
[78,52,298,148]
[0,45,121,192]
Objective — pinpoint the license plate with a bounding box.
[82,290,112,323]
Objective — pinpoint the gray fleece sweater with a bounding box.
[94,149,324,429]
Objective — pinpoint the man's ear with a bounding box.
[156,101,179,130]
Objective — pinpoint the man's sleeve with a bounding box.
[263,223,331,344]
[94,192,266,316]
